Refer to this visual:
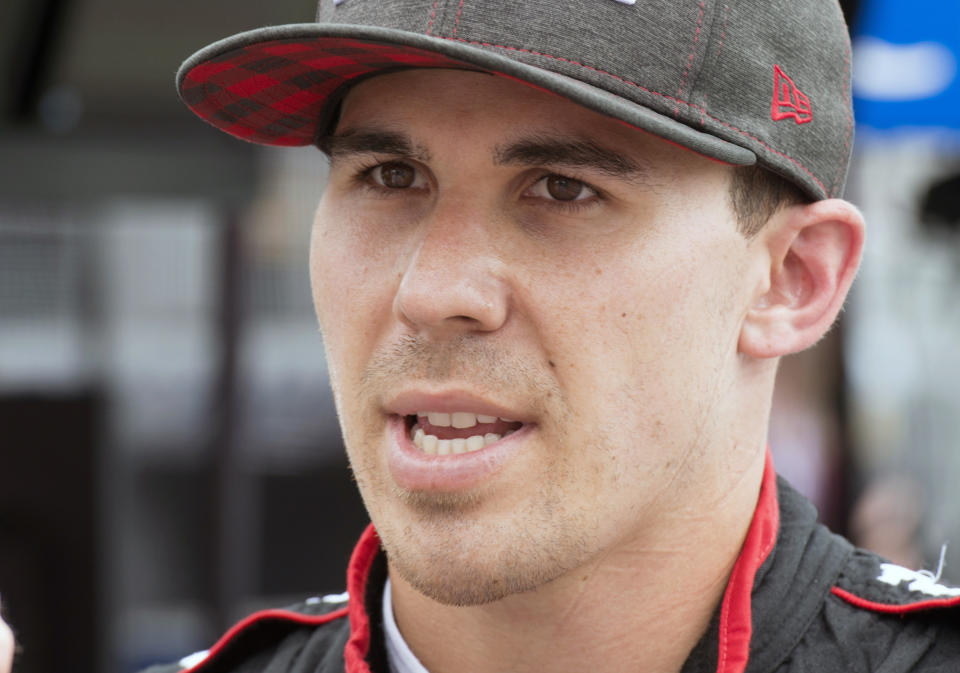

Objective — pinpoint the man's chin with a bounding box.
[392,485,486,515]
[387,547,563,607]
[377,513,587,607]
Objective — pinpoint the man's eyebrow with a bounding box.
[317,129,431,163]
[493,135,649,180]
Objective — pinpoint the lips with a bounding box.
[383,394,533,492]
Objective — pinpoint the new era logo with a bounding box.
[771,65,812,124]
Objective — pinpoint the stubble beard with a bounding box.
[344,334,600,606]
[375,480,596,606]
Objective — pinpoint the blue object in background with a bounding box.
[852,0,960,129]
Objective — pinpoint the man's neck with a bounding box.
[387,456,767,673]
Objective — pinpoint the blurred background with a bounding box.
[0,0,958,671]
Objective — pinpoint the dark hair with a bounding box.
[730,165,809,238]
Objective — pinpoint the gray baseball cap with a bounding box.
[177,0,854,200]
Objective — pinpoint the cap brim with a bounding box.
[177,23,756,166]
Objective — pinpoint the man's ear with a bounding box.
[739,199,865,359]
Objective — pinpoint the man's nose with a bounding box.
[393,204,510,337]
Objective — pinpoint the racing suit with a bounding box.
[144,457,960,673]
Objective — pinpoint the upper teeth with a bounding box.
[419,412,509,428]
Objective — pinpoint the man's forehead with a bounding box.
[330,69,718,179]
[336,68,622,141]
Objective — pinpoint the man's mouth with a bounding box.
[405,412,524,455]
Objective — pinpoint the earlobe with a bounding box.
[739,199,865,359]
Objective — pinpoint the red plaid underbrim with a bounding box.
[180,38,477,146]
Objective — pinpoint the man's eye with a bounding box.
[370,161,418,189]
[527,175,598,202]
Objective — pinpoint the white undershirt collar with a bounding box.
[383,577,432,673]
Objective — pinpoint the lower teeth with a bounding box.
[411,425,508,455]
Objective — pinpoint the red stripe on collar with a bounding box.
[830,585,960,614]
[180,607,349,672]
[715,450,780,673]
[344,523,382,673]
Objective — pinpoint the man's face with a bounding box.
[311,69,759,605]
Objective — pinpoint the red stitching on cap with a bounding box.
[716,120,824,195]
[439,36,827,195]
[829,46,853,197]
[716,4,730,59]
[697,3,727,130]
[452,0,466,37]
[426,0,440,36]
[675,0,706,118]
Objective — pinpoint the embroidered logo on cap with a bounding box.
[771,65,812,124]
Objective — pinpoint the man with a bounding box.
[161,1,960,671]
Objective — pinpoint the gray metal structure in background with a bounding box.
[1,1,341,671]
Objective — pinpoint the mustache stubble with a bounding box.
[357,333,562,415]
